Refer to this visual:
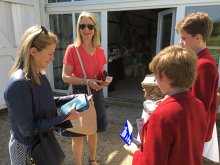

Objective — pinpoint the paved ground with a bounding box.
[0,100,220,165]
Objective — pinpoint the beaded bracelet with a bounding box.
[87,79,90,86]
[81,78,84,85]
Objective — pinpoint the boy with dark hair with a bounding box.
[176,12,219,141]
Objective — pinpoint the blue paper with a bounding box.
[60,94,90,115]
[120,120,133,145]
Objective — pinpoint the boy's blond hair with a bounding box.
[175,12,213,42]
[149,45,197,89]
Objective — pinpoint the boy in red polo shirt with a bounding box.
[124,45,207,165]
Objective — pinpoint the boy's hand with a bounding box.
[124,142,140,155]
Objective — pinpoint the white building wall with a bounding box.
[0,0,40,109]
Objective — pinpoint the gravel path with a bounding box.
[0,101,220,165]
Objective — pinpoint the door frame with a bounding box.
[156,8,176,53]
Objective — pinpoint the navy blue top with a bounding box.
[4,69,72,145]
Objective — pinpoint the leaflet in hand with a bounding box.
[120,120,133,145]
[105,76,113,83]
[60,94,91,115]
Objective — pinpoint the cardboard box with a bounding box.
[141,75,165,100]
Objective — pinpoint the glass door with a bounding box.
[156,8,176,53]
[49,14,73,92]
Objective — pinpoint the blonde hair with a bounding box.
[10,25,58,85]
[175,12,213,41]
[74,11,101,47]
[149,45,197,89]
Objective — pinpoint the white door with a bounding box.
[156,8,176,53]
[0,0,40,109]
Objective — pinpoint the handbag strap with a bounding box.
[74,46,92,96]
[75,46,87,79]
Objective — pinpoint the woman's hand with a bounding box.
[88,79,103,91]
[124,142,140,156]
[65,103,83,121]
[99,81,110,88]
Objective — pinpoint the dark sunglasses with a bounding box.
[32,26,48,47]
[79,24,95,30]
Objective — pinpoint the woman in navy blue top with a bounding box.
[4,25,82,165]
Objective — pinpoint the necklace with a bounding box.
[87,49,97,79]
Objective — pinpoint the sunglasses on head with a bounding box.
[79,24,95,30]
[34,26,48,39]
[32,26,48,47]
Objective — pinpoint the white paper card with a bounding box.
[136,100,157,143]
[136,118,145,140]
[203,123,219,163]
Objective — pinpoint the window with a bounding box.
[49,14,73,90]
[48,0,71,3]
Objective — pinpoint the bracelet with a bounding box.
[87,79,90,86]
[80,78,84,85]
